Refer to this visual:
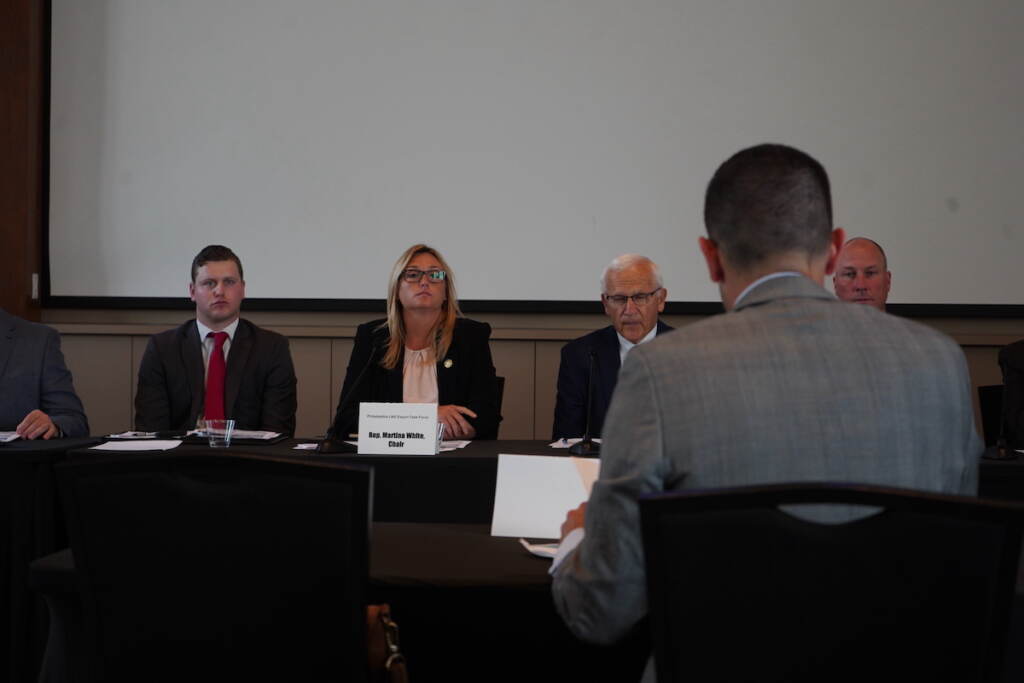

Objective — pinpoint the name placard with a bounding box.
[358,402,438,455]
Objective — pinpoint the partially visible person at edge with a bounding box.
[0,308,89,439]
[329,244,501,440]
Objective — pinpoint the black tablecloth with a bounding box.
[67,439,563,523]
[20,439,1024,683]
[1,437,101,683]
[66,440,1024,522]
[980,448,1024,501]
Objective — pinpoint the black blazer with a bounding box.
[551,320,674,440]
[134,319,297,435]
[999,340,1024,448]
[331,318,501,440]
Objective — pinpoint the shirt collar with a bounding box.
[733,272,803,309]
[196,318,239,342]
[617,323,659,358]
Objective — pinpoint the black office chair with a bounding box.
[640,483,1024,683]
[494,376,506,436]
[979,384,1005,447]
[54,454,372,683]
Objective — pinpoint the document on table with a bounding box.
[519,538,559,559]
[90,440,183,451]
[0,432,20,443]
[491,454,600,539]
[549,438,602,449]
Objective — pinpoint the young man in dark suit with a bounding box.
[134,245,297,435]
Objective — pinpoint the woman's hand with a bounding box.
[438,404,477,439]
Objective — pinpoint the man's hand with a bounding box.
[438,405,477,439]
[16,410,59,440]
[561,502,587,540]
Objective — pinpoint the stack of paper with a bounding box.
[490,454,600,540]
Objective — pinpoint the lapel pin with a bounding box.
[443,359,453,369]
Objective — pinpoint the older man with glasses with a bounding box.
[552,254,673,441]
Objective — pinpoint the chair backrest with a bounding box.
[57,454,372,683]
[640,483,1024,683]
[495,376,506,433]
[979,384,1005,447]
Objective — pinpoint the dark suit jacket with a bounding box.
[999,340,1024,448]
[135,318,297,435]
[330,318,501,440]
[551,320,673,440]
[0,309,89,436]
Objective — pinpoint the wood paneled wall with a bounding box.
[42,310,1024,440]
[0,0,46,320]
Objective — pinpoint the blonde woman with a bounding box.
[330,244,501,440]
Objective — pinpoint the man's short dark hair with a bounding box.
[704,144,833,272]
[191,245,244,282]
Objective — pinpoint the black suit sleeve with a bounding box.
[330,322,381,438]
[454,321,501,440]
[256,334,297,436]
[134,336,172,431]
[552,340,588,440]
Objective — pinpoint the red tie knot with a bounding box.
[208,331,229,349]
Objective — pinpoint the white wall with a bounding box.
[49,0,1024,305]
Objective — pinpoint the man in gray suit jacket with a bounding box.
[551,145,981,664]
[0,309,89,438]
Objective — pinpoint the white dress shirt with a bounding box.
[615,324,659,366]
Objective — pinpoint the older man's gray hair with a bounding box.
[600,254,663,293]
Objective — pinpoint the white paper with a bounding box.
[358,402,438,455]
[440,440,471,450]
[90,440,183,451]
[549,438,602,449]
[519,538,559,559]
[490,454,601,539]
[293,442,321,450]
[0,432,21,443]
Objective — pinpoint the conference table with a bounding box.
[10,438,1024,683]
[0,437,101,683]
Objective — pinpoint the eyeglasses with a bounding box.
[603,288,663,307]
[401,268,446,283]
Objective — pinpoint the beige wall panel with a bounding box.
[130,335,151,414]
[330,338,356,427]
[290,338,333,438]
[490,340,535,439]
[61,335,133,436]
[534,341,563,440]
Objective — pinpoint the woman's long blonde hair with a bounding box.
[379,244,462,370]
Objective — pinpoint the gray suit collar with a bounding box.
[733,274,835,312]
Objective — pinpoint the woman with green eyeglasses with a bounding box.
[329,243,501,440]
